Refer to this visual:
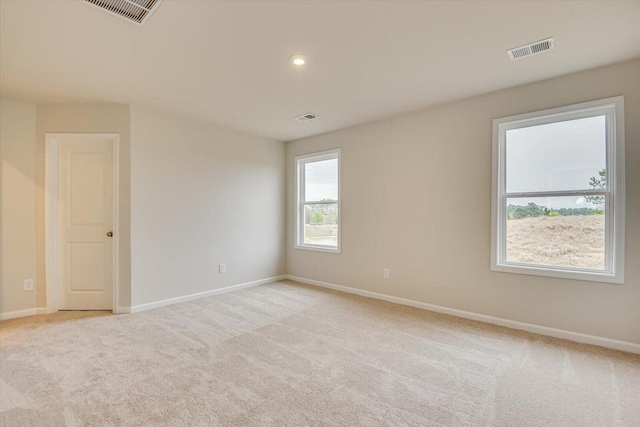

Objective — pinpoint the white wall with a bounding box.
[286,59,640,344]
[36,104,131,309]
[0,99,37,315]
[130,106,285,307]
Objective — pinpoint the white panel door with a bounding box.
[58,137,114,310]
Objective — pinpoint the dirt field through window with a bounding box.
[506,215,605,269]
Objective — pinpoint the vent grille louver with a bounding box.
[295,113,318,122]
[82,0,164,26]
[507,38,554,61]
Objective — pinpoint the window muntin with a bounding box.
[492,97,624,283]
[296,150,340,253]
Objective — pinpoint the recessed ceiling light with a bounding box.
[290,54,306,66]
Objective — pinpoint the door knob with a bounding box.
[107,231,113,237]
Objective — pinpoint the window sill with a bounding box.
[491,262,623,284]
[295,244,341,254]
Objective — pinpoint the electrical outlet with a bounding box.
[383,269,390,279]
[23,279,34,291]
[219,264,226,274]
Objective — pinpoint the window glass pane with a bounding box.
[505,196,605,270]
[506,116,606,193]
[305,158,338,202]
[304,203,338,247]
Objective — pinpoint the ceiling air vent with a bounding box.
[295,113,318,122]
[507,37,554,61]
[82,0,164,26]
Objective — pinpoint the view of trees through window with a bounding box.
[505,175,606,270]
[504,116,607,270]
[304,203,338,246]
[300,155,339,248]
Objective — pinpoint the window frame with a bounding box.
[491,96,625,284]
[295,148,341,254]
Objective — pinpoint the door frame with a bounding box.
[45,133,120,314]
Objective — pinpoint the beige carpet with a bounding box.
[1,280,639,426]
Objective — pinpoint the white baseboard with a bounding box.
[7,276,637,355]
[1,277,286,319]
[0,307,47,321]
[284,275,640,355]
[128,275,286,314]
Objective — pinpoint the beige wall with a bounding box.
[36,104,131,308]
[0,99,37,314]
[286,59,640,344]
[2,101,284,313]
[130,106,285,307]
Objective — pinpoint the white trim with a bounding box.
[45,133,120,314]
[128,275,286,313]
[113,138,120,312]
[491,96,625,284]
[284,275,640,355]
[45,138,59,313]
[0,307,47,321]
[0,309,38,321]
[295,148,341,254]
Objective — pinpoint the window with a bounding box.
[296,149,340,253]
[491,97,625,283]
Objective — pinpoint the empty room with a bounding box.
[1,1,639,426]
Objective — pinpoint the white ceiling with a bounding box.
[1,1,639,141]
